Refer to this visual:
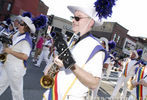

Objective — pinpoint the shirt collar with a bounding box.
[75,32,91,44]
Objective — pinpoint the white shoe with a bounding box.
[32,59,36,63]
[34,64,40,67]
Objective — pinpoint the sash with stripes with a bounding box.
[123,62,129,77]
[47,33,106,100]
[48,73,58,100]
[136,67,145,100]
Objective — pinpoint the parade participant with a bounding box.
[43,33,56,75]
[0,19,10,35]
[34,35,53,67]
[99,37,109,52]
[0,16,35,100]
[42,0,116,100]
[128,53,147,100]
[99,38,116,78]
[105,51,117,80]
[32,33,45,62]
[111,49,142,99]
[32,14,48,63]
[103,40,116,69]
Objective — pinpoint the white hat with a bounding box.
[20,16,36,33]
[67,0,116,26]
[15,15,22,22]
[2,21,8,26]
[68,5,103,26]
[99,37,109,51]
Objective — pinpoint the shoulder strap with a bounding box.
[85,45,106,64]
[14,32,32,67]
[15,32,32,48]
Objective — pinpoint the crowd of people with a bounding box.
[0,0,147,100]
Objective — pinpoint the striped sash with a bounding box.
[136,67,145,100]
[123,62,129,77]
[48,73,58,100]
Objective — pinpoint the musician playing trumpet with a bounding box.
[128,53,147,100]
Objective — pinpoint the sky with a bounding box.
[42,0,147,38]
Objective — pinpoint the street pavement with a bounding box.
[0,56,130,100]
[0,56,46,100]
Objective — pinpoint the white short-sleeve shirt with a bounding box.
[57,35,105,99]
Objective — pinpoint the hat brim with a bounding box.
[67,5,103,26]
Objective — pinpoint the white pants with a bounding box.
[111,75,130,99]
[43,90,86,100]
[0,62,3,75]
[0,64,26,100]
[36,50,49,66]
[128,95,136,100]
[106,64,113,79]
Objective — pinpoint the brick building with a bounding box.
[0,0,48,20]
[92,22,128,57]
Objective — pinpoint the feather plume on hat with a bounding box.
[22,11,32,19]
[137,49,143,57]
[94,0,117,20]
[32,15,48,30]
[68,0,117,26]
[108,40,116,51]
[6,18,12,25]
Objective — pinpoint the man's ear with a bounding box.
[89,19,95,28]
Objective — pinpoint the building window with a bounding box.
[117,35,120,43]
[113,33,117,41]
[53,27,62,33]
[7,3,12,11]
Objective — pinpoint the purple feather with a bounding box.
[32,15,48,30]
[6,18,11,25]
[94,0,116,20]
[137,49,143,56]
[22,11,32,18]
[108,40,116,51]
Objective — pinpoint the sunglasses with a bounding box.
[70,16,90,21]
[19,23,26,26]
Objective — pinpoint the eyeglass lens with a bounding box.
[71,16,80,21]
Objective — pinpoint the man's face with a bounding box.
[101,41,106,49]
[72,10,91,34]
[130,52,136,59]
